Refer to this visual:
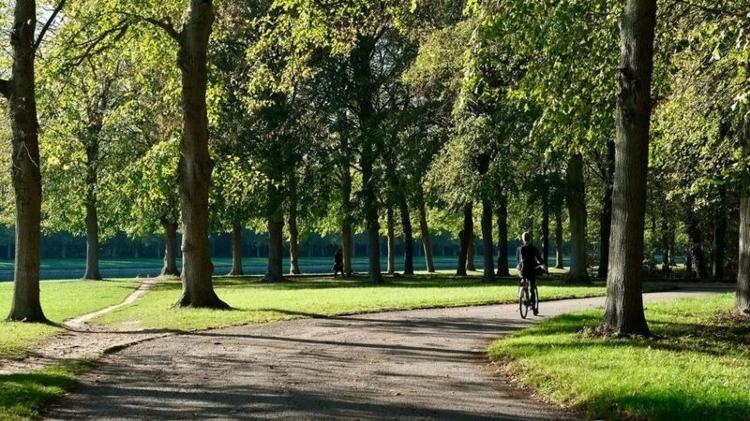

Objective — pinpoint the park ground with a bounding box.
[0,273,745,420]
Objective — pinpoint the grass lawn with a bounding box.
[94,274,662,332]
[0,280,138,359]
[0,361,91,421]
[488,293,750,420]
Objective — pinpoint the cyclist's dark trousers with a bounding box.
[522,271,537,305]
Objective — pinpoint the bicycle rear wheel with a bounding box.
[518,286,529,319]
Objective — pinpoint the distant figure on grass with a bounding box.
[516,232,547,315]
[333,248,344,277]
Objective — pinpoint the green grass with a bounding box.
[0,361,91,421]
[95,274,651,332]
[488,293,750,420]
[0,280,138,358]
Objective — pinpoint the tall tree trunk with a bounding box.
[265,183,284,282]
[351,35,382,283]
[555,210,565,269]
[228,223,244,276]
[466,231,476,271]
[288,173,301,275]
[341,163,353,276]
[456,203,472,276]
[399,196,414,275]
[737,113,750,314]
[541,198,550,266]
[481,198,494,281]
[598,140,616,278]
[601,0,656,336]
[416,186,435,272]
[6,0,46,322]
[712,185,726,280]
[496,193,510,276]
[386,207,396,275]
[83,199,102,280]
[161,217,180,276]
[176,0,226,308]
[566,153,589,283]
[82,139,102,280]
[685,198,708,280]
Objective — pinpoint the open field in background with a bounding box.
[489,293,750,420]
[0,256,575,281]
[0,280,138,359]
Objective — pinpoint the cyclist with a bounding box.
[516,232,547,315]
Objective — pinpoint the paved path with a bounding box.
[44,289,720,420]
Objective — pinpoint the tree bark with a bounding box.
[265,183,284,282]
[228,223,244,276]
[416,186,435,272]
[288,173,301,275]
[601,0,656,336]
[598,140,616,278]
[386,207,396,275]
[496,193,510,276]
[82,137,102,280]
[481,198,494,281]
[351,35,382,283]
[341,162,354,276]
[555,210,565,269]
[466,231,476,271]
[6,0,46,322]
[83,197,102,280]
[456,203,472,276]
[737,113,750,314]
[161,218,180,276]
[541,198,550,266]
[566,153,589,283]
[176,0,227,308]
[712,185,726,280]
[399,196,414,275]
[685,198,708,280]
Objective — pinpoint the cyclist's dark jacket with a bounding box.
[516,244,543,278]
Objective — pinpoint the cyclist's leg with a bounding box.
[529,275,537,305]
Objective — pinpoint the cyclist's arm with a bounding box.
[535,248,548,273]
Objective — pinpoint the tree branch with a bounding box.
[34,0,67,52]
[0,79,8,98]
[68,21,130,67]
[121,12,180,42]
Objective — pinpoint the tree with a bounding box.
[3,0,66,322]
[601,0,657,335]
[39,53,132,281]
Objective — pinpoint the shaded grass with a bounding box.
[0,361,91,421]
[94,274,668,332]
[0,280,138,358]
[488,293,750,420]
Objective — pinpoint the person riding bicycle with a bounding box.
[516,232,547,315]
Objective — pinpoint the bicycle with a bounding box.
[518,276,539,319]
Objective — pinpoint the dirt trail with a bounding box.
[45,289,719,420]
[0,278,168,375]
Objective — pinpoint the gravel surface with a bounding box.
[44,290,717,420]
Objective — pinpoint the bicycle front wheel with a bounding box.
[519,286,529,319]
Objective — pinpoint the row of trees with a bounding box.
[2,0,750,335]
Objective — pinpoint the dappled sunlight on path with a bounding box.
[44,288,723,420]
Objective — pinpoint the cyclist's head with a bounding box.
[522,231,532,245]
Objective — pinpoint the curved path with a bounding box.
[43,289,720,420]
[0,278,166,375]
